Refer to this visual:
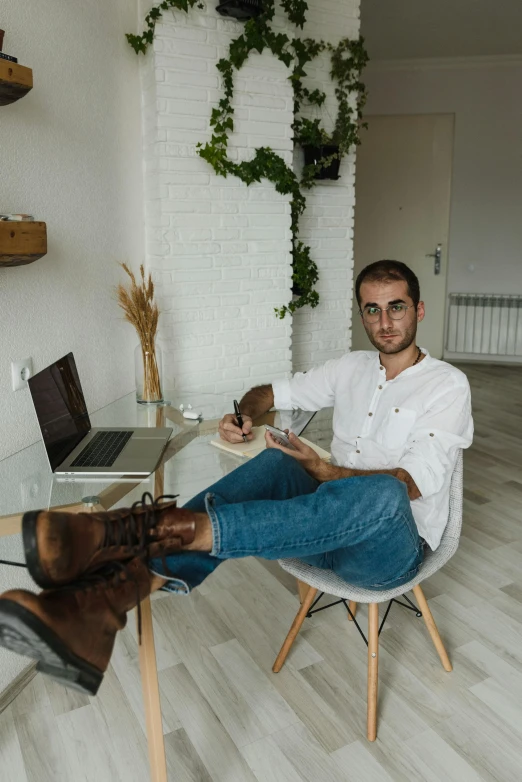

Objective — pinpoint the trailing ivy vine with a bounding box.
[128,0,368,318]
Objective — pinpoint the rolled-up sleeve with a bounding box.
[272,359,340,411]
[398,379,473,500]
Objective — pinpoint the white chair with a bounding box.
[272,451,463,741]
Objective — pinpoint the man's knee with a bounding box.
[254,448,310,479]
[255,448,293,467]
[372,473,410,513]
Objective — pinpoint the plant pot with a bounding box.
[292,282,305,297]
[303,145,341,180]
[216,0,264,20]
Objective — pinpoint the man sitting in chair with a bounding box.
[0,260,473,695]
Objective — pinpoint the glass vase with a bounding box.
[134,342,164,405]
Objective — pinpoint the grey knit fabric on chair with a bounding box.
[278,450,463,604]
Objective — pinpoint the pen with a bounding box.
[233,399,247,442]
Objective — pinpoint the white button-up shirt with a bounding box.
[272,349,473,550]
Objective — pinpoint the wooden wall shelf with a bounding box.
[0,221,47,267]
[0,60,33,106]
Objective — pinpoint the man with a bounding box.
[0,261,473,695]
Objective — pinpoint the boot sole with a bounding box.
[0,600,104,695]
[22,510,55,589]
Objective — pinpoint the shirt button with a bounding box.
[368,412,373,417]
[378,385,383,390]
[395,408,399,413]
[380,366,384,370]
[356,449,361,453]
[430,432,435,437]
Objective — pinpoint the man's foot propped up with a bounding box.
[0,557,163,695]
[22,493,212,588]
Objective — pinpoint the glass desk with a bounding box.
[0,390,333,782]
[0,391,333,534]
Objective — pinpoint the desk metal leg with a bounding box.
[137,597,167,782]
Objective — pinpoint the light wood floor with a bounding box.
[1,363,522,782]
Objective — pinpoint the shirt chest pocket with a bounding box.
[377,407,417,450]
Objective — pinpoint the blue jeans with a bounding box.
[149,449,424,594]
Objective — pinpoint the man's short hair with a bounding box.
[355,260,420,309]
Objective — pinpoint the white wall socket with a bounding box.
[11,357,33,391]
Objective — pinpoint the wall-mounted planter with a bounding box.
[0,60,33,106]
[303,144,341,180]
[216,0,264,20]
[0,221,47,267]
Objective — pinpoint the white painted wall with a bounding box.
[0,1,144,695]
[364,58,522,297]
[0,2,144,463]
[140,0,360,385]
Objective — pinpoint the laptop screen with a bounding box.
[28,352,91,471]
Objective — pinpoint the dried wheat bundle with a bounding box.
[117,263,162,402]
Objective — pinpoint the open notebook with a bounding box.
[210,426,331,461]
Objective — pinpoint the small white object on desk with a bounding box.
[179,404,203,421]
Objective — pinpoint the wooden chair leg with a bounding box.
[347,600,357,621]
[297,579,310,604]
[273,587,318,673]
[412,585,452,672]
[367,603,379,742]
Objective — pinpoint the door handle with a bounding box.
[426,243,442,275]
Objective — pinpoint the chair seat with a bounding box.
[279,543,446,603]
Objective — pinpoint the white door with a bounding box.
[352,114,454,358]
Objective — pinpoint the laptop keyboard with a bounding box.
[71,430,133,468]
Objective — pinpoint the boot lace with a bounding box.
[54,494,179,645]
[102,492,179,556]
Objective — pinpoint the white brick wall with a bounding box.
[140,0,360,392]
[291,0,360,372]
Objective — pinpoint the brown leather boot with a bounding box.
[22,493,197,589]
[0,557,153,695]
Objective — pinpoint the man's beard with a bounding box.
[365,322,417,354]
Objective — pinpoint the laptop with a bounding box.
[28,352,172,476]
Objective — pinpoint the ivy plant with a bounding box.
[128,0,368,318]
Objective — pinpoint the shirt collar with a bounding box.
[377,348,430,379]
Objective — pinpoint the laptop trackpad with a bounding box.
[117,439,166,472]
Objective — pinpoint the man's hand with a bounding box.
[265,430,326,478]
[218,413,254,443]
[218,385,274,443]
[266,429,421,498]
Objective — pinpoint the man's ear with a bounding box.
[417,301,425,323]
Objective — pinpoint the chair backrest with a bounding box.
[436,448,464,560]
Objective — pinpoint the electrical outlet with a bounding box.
[11,357,33,391]
[21,472,45,507]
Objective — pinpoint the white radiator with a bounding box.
[446,293,522,356]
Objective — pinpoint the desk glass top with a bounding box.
[0,391,333,533]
